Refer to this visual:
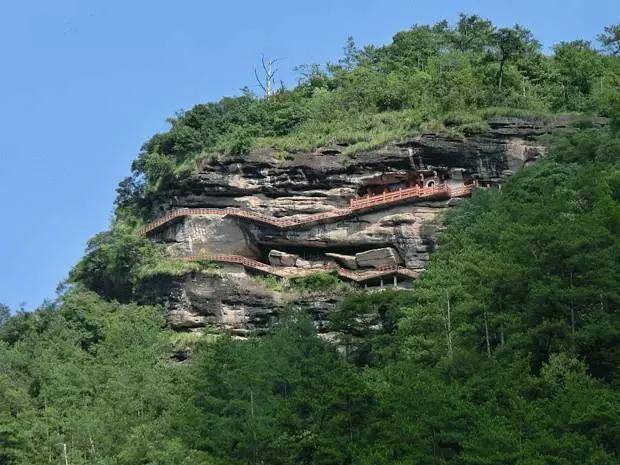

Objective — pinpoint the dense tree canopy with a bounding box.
[3,117,619,465]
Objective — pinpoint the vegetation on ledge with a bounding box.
[112,14,619,221]
[255,271,353,295]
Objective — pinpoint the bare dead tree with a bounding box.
[254,55,280,98]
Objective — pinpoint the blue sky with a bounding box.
[0,0,617,310]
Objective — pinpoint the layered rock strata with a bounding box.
[142,117,563,335]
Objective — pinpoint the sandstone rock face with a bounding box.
[141,267,345,337]
[143,117,567,334]
[149,117,563,218]
[152,216,258,258]
[247,204,444,270]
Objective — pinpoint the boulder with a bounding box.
[325,253,358,270]
[295,258,312,268]
[355,247,402,269]
[268,250,299,267]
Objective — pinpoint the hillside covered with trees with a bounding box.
[1,16,620,465]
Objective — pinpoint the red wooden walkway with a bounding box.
[138,183,473,236]
[183,254,420,282]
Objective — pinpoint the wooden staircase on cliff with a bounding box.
[142,183,474,285]
[138,183,474,236]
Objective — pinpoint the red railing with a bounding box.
[137,207,354,235]
[350,184,446,209]
[138,183,474,236]
[349,184,473,209]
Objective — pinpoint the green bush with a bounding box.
[69,224,157,301]
[70,226,209,301]
[460,120,491,136]
[442,110,484,127]
[215,127,254,155]
[255,274,290,292]
[142,152,176,190]
[290,272,344,292]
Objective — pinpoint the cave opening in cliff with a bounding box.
[356,168,474,197]
[357,169,449,196]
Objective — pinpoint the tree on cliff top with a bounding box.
[491,25,539,91]
[598,23,620,55]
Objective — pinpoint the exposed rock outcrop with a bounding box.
[148,117,563,218]
[325,253,358,269]
[142,117,570,334]
[268,250,299,267]
[140,265,346,337]
[355,248,403,269]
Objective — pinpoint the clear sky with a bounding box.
[0,0,617,311]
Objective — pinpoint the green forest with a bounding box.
[2,16,620,465]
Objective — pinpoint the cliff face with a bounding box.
[141,117,558,336]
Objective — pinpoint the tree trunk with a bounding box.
[498,58,505,91]
[445,289,453,359]
[483,309,491,357]
[250,388,254,415]
[570,272,576,353]
[250,386,257,459]
[62,443,69,465]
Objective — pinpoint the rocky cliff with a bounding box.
[140,116,562,336]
